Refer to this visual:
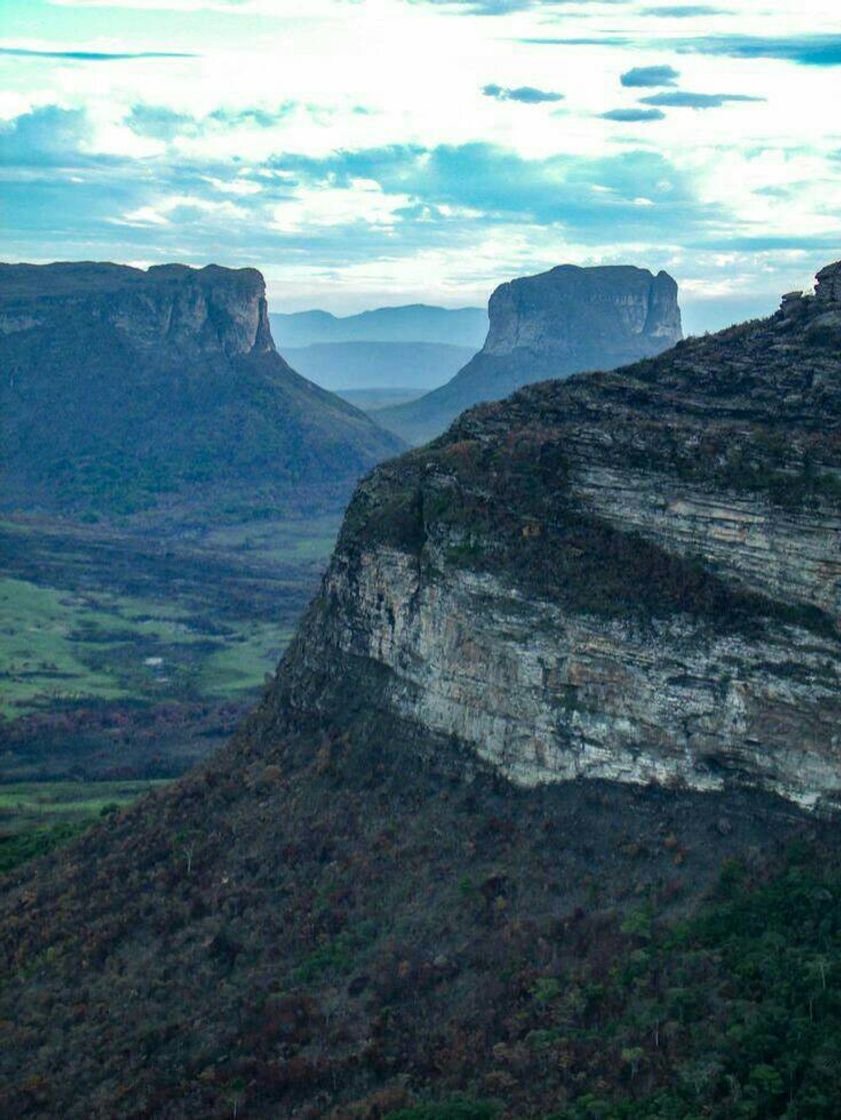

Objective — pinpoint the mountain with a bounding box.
[270,304,487,348]
[281,341,474,392]
[375,264,683,445]
[2,262,841,1119]
[0,262,404,521]
[335,387,424,411]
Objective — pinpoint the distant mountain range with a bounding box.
[269,305,487,404]
[281,340,474,393]
[375,264,683,444]
[0,262,404,522]
[270,303,487,348]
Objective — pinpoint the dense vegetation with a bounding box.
[0,779,170,873]
[0,263,403,520]
[550,848,841,1119]
[2,714,837,1119]
[383,846,841,1120]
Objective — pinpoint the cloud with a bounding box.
[522,33,841,68]
[677,34,841,66]
[520,37,632,47]
[620,65,680,88]
[600,108,666,121]
[0,46,195,60]
[409,0,579,12]
[47,0,249,8]
[641,90,765,108]
[125,102,295,141]
[620,65,680,87]
[641,5,727,15]
[125,106,197,140]
[482,83,564,103]
[268,142,717,244]
[0,105,92,167]
[208,106,294,127]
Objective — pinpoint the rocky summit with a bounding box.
[375,264,683,444]
[2,263,841,1120]
[0,262,403,521]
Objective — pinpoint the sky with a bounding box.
[1,0,840,333]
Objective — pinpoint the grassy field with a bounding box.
[0,575,295,717]
[0,778,170,832]
[0,778,170,874]
[0,512,339,790]
[0,514,338,720]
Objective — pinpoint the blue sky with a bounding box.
[1,1,840,333]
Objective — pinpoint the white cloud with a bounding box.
[270,178,413,231]
[114,193,249,225]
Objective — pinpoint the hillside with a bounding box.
[2,262,841,1119]
[270,304,487,349]
[0,262,404,521]
[376,265,682,445]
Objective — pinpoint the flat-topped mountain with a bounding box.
[376,264,683,444]
[2,263,841,1119]
[0,262,403,521]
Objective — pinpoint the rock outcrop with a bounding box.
[0,262,403,520]
[0,262,274,360]
[816,260,841,303]
[375,264,682,445]
[276,261,841,812]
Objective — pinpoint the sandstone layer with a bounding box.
[276,262,841,812]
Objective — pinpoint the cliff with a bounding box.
[0,262,403,520]
[375,264,682,444]
[276,261,841,812]
[0,262,274,359]
[3,264,841,1120]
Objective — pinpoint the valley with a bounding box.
[0,510,339,867]
[0,511,339,774]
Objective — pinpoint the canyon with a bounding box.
[2,261,841,1120]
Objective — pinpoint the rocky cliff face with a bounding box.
[0,262,274,362]
[482,264,681,357]
[375,264,682,445]
[276,261,841,813]
[0,262,403,519]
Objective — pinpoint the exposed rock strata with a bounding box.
[276,262,841,812]
[0,262,274,360]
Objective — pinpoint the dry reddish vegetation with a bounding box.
[1,709,837,1120]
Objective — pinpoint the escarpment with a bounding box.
[0,262,403,519]
[275,262,841,812]
[375,263,683,444]
[0,262,275,360]
[3,266,841,1120]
